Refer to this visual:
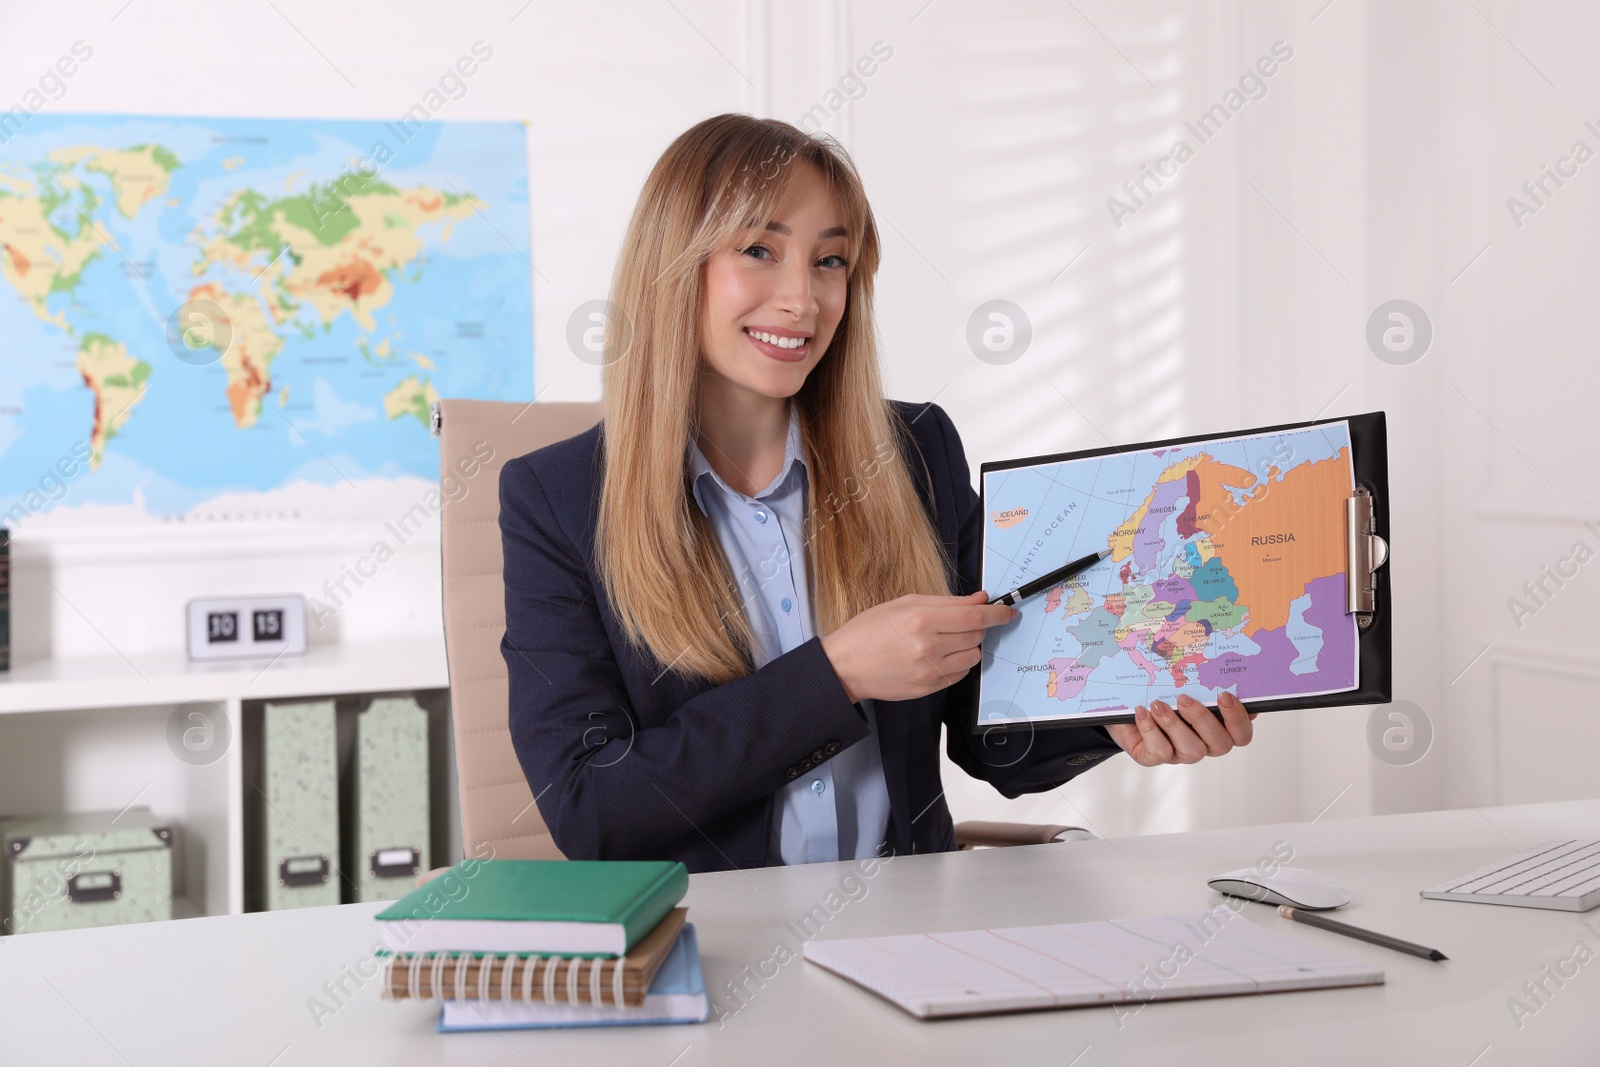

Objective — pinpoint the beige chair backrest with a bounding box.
[434,398,604,863]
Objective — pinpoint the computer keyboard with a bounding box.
[1421,839,1600,912]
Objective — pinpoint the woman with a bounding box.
[500,114,1256,872]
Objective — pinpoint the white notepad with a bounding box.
[802,909,1384,1019]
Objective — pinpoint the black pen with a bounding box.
[990,549,1110,608]
[1279,905,1448,961]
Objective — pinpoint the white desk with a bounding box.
[2,800,1597,1066]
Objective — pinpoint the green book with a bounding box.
[376,859,688,957]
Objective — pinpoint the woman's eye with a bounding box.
[739,245,847,269]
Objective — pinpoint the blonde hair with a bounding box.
[596,113,954,685]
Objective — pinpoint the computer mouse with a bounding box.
[1207,866,1352,910]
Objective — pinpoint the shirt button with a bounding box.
[811,779,826,795]
[753,508,769,524]
[781,597,792,613]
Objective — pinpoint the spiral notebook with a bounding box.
[381,908,687,1008]
[802,910,1384,1019]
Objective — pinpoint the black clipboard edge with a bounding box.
[971,411,1392,734]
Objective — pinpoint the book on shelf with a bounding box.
[375,858,688,956]
[0,527,8,672]
[380,907,687,1008]
[435,923,708,1031]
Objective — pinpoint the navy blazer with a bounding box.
[499,400,1123,872]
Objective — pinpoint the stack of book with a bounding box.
[376,859,707,1031]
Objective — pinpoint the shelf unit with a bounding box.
[0,639,454,921]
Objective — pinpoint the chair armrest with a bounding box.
[954,820,1096,849]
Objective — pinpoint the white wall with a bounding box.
[3,0,751,660]
[3,0,1595,838]
[1436,0,1600,814]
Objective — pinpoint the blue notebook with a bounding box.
[437,924,708,1031]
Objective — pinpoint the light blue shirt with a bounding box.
[688,401,891,866]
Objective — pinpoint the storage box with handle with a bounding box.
[257,698,341,910]
[0,807,172,934]
[347,695,431,902]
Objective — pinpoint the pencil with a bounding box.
[1278,905,1447,961]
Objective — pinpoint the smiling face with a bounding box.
[698,161,851,401]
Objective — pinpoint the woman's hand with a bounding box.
[821,591,1015,703]
[1104,691,1258,766]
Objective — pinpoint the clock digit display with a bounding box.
[253,609,284,642]
[188,596,306,662]
[207,611,238,643]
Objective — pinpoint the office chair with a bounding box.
[431,398,601,870]
[420,398,1087,885]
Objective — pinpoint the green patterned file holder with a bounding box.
[1,808,172,934]
[261,699,341,910]
[349,696,431,903]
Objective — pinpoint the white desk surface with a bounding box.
[3,799,1597,1066]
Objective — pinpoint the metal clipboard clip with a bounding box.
[1345,486,1388,630]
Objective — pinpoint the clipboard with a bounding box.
[972,411,1390,732]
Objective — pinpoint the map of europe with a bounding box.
[0,116,532,527]
[979,422,1359,725]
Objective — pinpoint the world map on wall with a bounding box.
[0,116,532,527]
[979,422,1360,724]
